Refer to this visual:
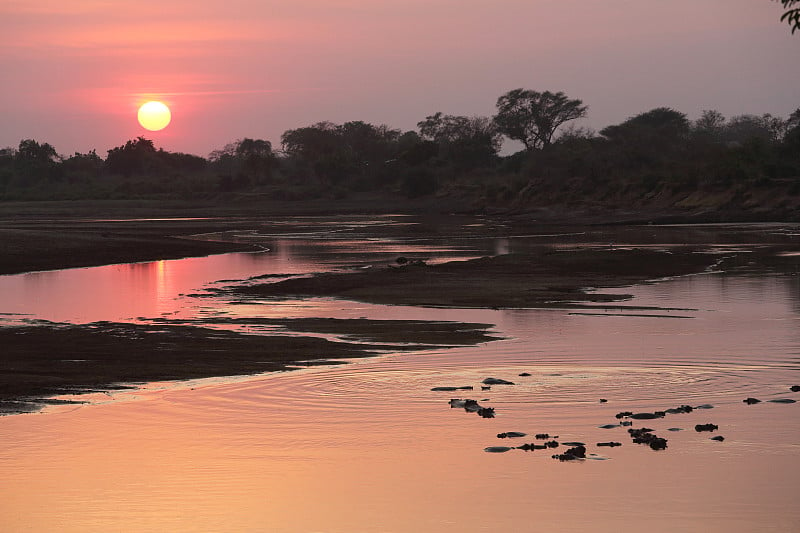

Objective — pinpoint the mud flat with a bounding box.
[0,319,498,414]
[230,247,720,308]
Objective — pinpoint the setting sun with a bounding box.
[137,101,171,131]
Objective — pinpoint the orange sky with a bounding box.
[1,0,798,157]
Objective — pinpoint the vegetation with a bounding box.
[778,0,800,33]
[1,89,798,218]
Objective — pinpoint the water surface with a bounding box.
[0,224,798,532]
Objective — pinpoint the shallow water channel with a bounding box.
[1,221,799,532]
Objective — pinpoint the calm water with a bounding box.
[0,224,799,532]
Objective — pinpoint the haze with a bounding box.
[1,0,798,157]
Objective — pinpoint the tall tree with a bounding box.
[494,89,587,150]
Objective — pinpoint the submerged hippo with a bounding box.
[552,445,586,461]
[482,377,515,385]
[497,431,527,439]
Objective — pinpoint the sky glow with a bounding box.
[1,0,798,157]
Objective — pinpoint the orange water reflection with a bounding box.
[1,272,799,531]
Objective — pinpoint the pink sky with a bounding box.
[1,0,798,157]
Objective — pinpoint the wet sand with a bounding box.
[231,247,719,308]
[0,319,498,414]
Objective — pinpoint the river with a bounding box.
[0,219,798,532]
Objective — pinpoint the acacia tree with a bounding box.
[494,89,588,150]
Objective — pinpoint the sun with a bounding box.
[137,101,171,131]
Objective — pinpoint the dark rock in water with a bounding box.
[477,407,495,418]
[518,372,531,377]
[396,256,408,265]
[597,441,622,447]
[561,441,585,447]
[497,431,526,439]
[552,445,587,461]
[599,398,608,403]
[534,433,551,439]
[695,423,718,432]
[743,397,761,405]
[432,386,473,392]
[767,398,797,404]
[649,438,668,450]
[484,446,513,453]
[598,424,620,429]
[482,377,515,385]
[790,385,800,392]
[710,435,725,441]
[544,440,560,448]
[620,421,633,426]
[630,412,663,420]
[615,411,634,419]
[694,404,714,409]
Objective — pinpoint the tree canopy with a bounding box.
[494,89,588,150]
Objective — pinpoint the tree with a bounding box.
[417,112,500,168]
[601,107,690,142]
[724,114,786,144]
[693,110,727,141]
[494,89,588,150]
[14,139,60,182]
[16,139,58,165]
[777,0,800,33]
[105,137,157,177]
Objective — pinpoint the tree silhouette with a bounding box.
[494,89,587,150]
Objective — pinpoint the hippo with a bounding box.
[552,445,587,461]
[743,397,761,405]
[630,412,664,420]
[497,431,527,439]
[517,443,548,451]
[484,446,513,453]
[482,377,515,385]
[597,441,623,447]
[695,423,718,432]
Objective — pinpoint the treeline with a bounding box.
[1,89,798,214]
